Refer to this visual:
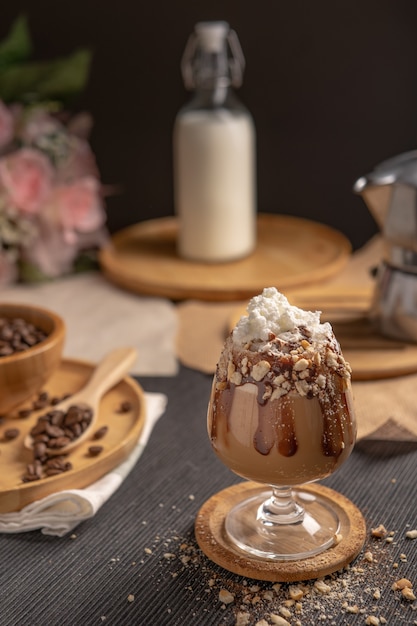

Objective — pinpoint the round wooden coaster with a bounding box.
[195,482,366,582]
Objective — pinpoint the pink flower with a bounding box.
[0,100,14,151]
[52,177,106,243]
[21,219,78,278]
[56,137,99,183]
[20,185,108,279]
[0,148,53,214]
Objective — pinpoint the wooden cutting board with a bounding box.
[99,214,351,301]
[0,358,145,513]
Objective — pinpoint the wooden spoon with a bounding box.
[24,346,137,456]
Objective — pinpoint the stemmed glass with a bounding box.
[207,372,356,561]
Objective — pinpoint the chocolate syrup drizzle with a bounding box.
[212,378,354,460]
[211,322,355,463]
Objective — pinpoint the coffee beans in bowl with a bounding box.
[0,304,65,415]
[0,316,48,356]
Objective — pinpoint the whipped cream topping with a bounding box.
[217,287,351,401]
[233,287,333,348]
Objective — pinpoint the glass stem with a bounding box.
[257,486,305,526]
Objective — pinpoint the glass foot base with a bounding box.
[225,488,340,561]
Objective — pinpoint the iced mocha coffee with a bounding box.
[208,287,356,486]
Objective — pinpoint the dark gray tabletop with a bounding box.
[0,365,416,626]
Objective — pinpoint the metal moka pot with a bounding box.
[354,150,417,342]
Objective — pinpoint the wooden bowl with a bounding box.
[0,303,65,415]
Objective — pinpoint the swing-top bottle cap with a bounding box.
[194,21,229,53]
[181,21,245,89]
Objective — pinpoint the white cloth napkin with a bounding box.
[0,392,166,537]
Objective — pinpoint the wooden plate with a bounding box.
[195,481,366,582]
[99,214,351,301]
[0,358,146,513]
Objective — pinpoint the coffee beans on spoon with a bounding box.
[22,404,95,482]
[0,317,48,356]
[19,388,134,482]
[30,404,94,452]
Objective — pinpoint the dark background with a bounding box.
[3,1,417,250]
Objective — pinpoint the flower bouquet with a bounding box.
[0,16,108,285]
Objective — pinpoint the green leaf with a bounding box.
[0,48,92,104]
[0,15,32,69]
[18,259,51,284]
[73,250,99,273]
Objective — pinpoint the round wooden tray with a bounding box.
[0,358,145,513]
[195,482,366,582]
[99,214,351,301]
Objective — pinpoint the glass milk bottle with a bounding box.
[173,21,256,262]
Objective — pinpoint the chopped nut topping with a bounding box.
[269,614,291,626]
[288,586,304,601]
[218,589,235,604]
[402,587,416,601]
[230,371,242,385]
[314,580,331,594]
[371,524,387,539]
[392,578,412,590]
[405,529,417,539]
[251,360,271,381]
[293,357,309,371]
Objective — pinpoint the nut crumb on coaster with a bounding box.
[195,481,366,582]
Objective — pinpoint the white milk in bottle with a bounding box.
[173,21,256,262]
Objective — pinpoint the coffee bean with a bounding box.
[22,460,43,482]
[3,428,20,440]
[118,400,132,413]
[22,473,41,482]
[93,426,108,440]
[34,442,47,461]
[32,434,49,444]
[44,468,63,476]
[45,423,65,438]
[70,422,82,438]
[88,445,103,457]
[30,420,47,436]
[32,398,49,410]
[47,436,72,449]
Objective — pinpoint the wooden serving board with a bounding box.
[99,214,351,301]
[0,358,145,513]
[195,482,366,582]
